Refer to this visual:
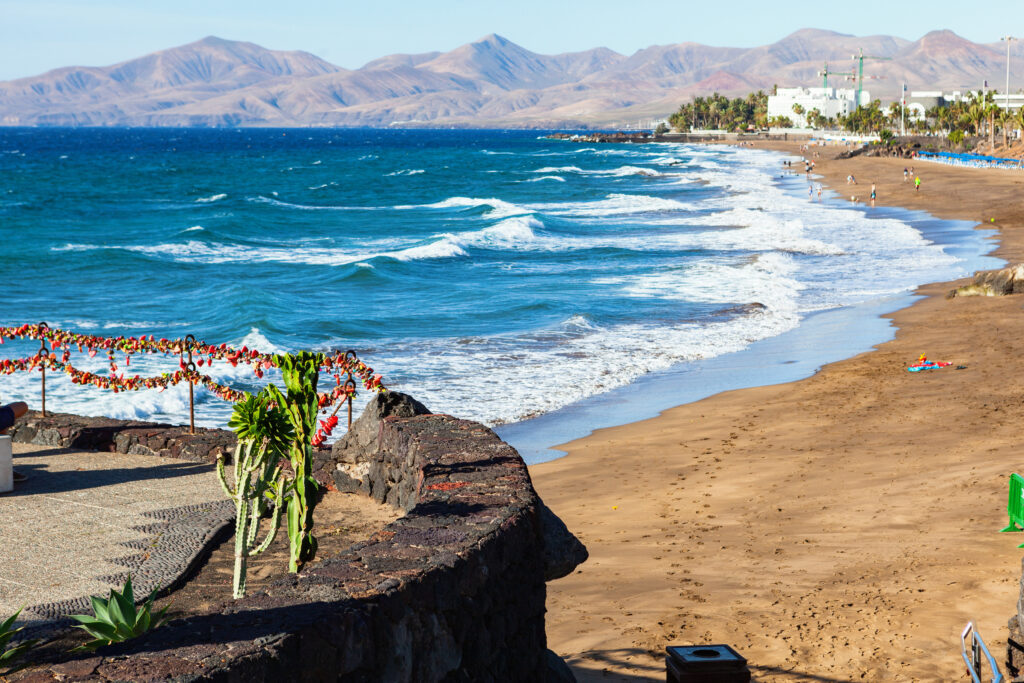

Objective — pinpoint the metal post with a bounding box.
[901,83,906,138]
[184,334,196,434]
[1003,36,1015,113]
[38,322,49,417]
[344,350,358,430]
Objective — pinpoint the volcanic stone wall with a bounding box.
[19,413,549,682]
[6,410,234,463]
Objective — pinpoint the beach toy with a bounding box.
[999,473,1024,547]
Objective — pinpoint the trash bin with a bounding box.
[666,644,750,683]
[0,435,12,493]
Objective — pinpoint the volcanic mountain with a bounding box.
[0,29,1018,128]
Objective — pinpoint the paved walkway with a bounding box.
[0,444,231,631]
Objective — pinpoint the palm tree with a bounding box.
[998,109,1012,149]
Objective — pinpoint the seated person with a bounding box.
[0,401,28,482]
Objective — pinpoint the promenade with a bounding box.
[0,444,230,632]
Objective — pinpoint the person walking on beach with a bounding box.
[915,176,921,192]
[903,168,909,182]
[0,399,29,483]
[870,184,877,206]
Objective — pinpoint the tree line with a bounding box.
[667,89,1024,151]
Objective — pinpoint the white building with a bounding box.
[766,87,869,128]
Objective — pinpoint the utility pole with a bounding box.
[901,83,906,137]
[1001,36,1016,111]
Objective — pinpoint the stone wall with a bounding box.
[18,412,559,682]
[6,410,235,463]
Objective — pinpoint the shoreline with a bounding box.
[534,140,1024,680]
[501,154,999,465]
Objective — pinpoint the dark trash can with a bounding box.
[666,644,751,683]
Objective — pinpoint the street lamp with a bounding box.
[1001,35,1016,111]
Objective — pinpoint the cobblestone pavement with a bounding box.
[0,444,231,630]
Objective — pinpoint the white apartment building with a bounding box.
[766,87,869,128]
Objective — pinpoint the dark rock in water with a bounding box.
[948,264,1024,298]
[332,391,431,464]
[539,500,589,581]
[544,648,577,682]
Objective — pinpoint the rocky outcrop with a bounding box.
[948,264,1024,298]
[332,393,588,582]
[332,391,431,465]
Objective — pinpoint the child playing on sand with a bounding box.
[915,176,921,192]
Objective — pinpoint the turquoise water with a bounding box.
[0,128,999,454]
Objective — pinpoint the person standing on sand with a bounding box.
[0,399,29,483]
[915,176,921,192]
[870,184,876,206]
[903,168,909,182]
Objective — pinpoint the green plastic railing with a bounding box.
[1000,473,1024,548]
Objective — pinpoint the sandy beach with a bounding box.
[534,141,1024,681]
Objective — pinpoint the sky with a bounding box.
[0,0,1019,81]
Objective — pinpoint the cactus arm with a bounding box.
[250,477,285,557]
[232,472,251,599]
[216,452,235,498]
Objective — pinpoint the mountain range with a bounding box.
[1,29,1021,128]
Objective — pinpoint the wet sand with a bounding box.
[534,141,1024,681]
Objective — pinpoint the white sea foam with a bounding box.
[534,166,585,174]
[248,196,378,211]
[183,226,205,232]
[195,193,227,203]
[385,169,425,176]
[533,193,692,217]
[396,196,531,219]
[523,175,566,183]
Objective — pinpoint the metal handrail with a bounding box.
[961,622,1003,683]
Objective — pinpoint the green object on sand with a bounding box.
[999,473,1024,547]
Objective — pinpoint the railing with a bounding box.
[962,622,1003,683]
[0,323,384,440]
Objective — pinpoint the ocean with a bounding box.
[0,128,1000,462]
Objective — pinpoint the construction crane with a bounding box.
[818,62,855,89]
[852,48,892,108]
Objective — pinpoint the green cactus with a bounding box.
[267,351,323,573]
[220,391,293,598]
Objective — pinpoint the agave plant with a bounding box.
[0,607,37,674]
[69,576,169,651]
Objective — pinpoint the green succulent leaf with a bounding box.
[68,576,169,651]
[89,595,111,623]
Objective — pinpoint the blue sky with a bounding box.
[0,0,1017,80]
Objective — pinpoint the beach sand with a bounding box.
[534,142,1024,681]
